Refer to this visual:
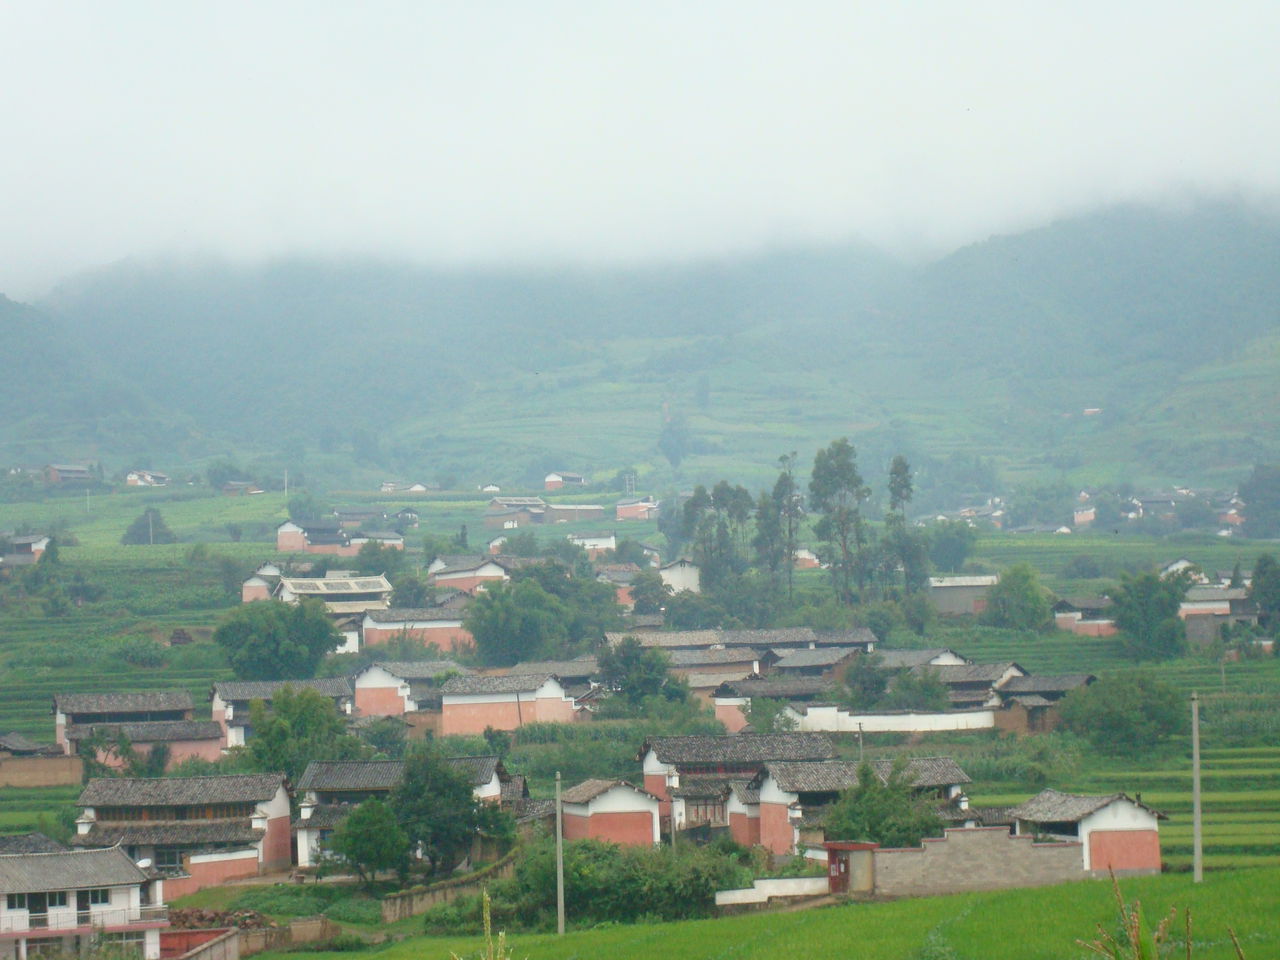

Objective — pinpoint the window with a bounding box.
[155,848,183,870]
[47,892,67,908]
[25,938,63,957]
[6,893,26,910]
[98,932,145,955]
[88,889,111,906]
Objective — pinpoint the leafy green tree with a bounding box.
[352,541,405,577]
[824,760,943,847]
[390,574,434,608]
[464,579,569,666]
[1175,497,1216,530]
[214,599,341,679]
[881,668,949,711]
[744,697,796,732]
[881,514,930,595]
[327,799,409,887]
[1249,553,1280,631]
[390,743,481,874]
[287,491,327,522]
[888,455,913,514]
[1108,571,1190,659]
[928,520,977,573]
[840,653,889,710]
[980,564,1051,631]
[1059,674,1187,755]
[510,562,622,646]
[629,569,671,615]
[247,686,369,780]
[121,508,177,545]
[664,589,726,629]
[610,539,650,567]
[357,717,408,758]
[598,637,683,703]
[659,414,691,468]
[1240,464,1280,538]
[809,438,870,602]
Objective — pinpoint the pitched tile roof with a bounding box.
[277,575,392,595]
[446,755,504,787]
[297,760,404,792]
[213,678,352,702]
[1010,788,1166,823]
[79,773,286,807]
[1001,674,1095,695]
[764,757,971,793]
[604,630,720,649]
[560,779,653,805]
[641,733,835,765]
[812,628,878,647]
[875,649,968,669]
[668,648,762,667]
[712,677,832,700]
[507,658,599,677]
[0,846,148,893]
[73,820,265,848]
[64,720,222,743]
[682,670,758,689]
[369,661,471,680]
[441,674,557,695]
[365,608,467,623]
[0,833,66,854]
[293,804,355,831]
[920,662,1024,685]
[0,732,46,752]
[729,781,760,805]
[54,691,193,715]
[719,628,818,647]
[773,647,861,670]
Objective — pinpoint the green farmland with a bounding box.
[259,867,1280,960]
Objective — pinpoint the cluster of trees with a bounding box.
[0,539,103,616]
[213,599,341,679]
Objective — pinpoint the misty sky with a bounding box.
[2,1,1278,298]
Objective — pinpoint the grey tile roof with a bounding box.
[668,648,762,667]
[920,662,1024,685]
[729,781,760,805]
[0,846,147,893]
[875,649,967,669]
[441,674,556,695]
[604,630,720,649]
[773,647,860,670]
[54,691,193,715]
[642,733,835,765]
[765,757,971,793]
[73,820,264,848]
[79,773,286,807]
[0,833,66,854]
[370,661,470,680]
[1001,675,1095,695]
[812,628,878,647]
[213,678,352,703]
[0,732,45,752]
[712,677,832,700]
[683,669,758,689]
[446,755,503,787]
[431,555,508,575]
[297,760,404,792]
[64,720,222,743]
[719,628,818,648]
[1003,694,1056,708]
[366,608,468,623]
[507,658,599,677]
[293,804,354,831]
[560,779,652,805]
[669,778,734,800]
[514,798,556,824]
[1010,788,1166,823]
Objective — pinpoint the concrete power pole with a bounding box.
[555,771,566,934]
[1191,691,1203,883]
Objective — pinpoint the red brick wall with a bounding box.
[433,573,504,593]
[160,928,230,959]
[355,686,407,716]
[242,582,271,602]
[363,624,474,651]
[1089,830,1162,873]
[277,529,308,551]
[715,701,749,733]
[165,853,259,898]
[262,814,293,870]
[563,811,653,846]
[643,773,671,817]
[534,696,575,725]
[759,802,794,855]
[441,699,525,736]
[729,811,760,847]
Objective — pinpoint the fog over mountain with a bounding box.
[3,2,1280,296]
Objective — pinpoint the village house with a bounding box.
[64,720,224,772]
[273,574,393,617]
[125,469,169,487]
[53,692,194,756]
[426,556,512,593]
[560,780,660,847]
[659,558,701,593]
[919,661,1027,708]
[793,548,822,569]
[72,774,292,896]
[294,757,510,867]
[875,648,971,669]
[1053,596,1117,636]
[772,646,861,679]
[594,562,641,608]
[544,503,607,523]
[754,757,972,855]
[220,481,264,497]
[438,674,576,736]
[361,606,474,652]
[0,846,169,960]
[505,659,599,703]
[928,575,1000,615]
[1179,586,1258,644]
[332,507,386,529]
[349,530,405,550]
[710,677,833,732]
[544,472,587,491]
[210,679,353,748]
[275,520,356,556]
[567,533,615,560]
[0,535,50,572]
[351,661,471,718]
[1011,788,1166,875]
[639,733,836,822]
[43,464,94,486]
[484,497,548,529]
[615,496,658,521]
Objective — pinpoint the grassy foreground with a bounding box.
[260,868,1278,960]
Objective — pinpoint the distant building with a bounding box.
[928,575,999,616]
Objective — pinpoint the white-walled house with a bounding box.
[660,559,701,594]
[0,846,169,960]
[560,780,660,847]
[1011,789,1166,875]
[210,679,353,748]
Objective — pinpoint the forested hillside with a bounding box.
[5,199,1276,491]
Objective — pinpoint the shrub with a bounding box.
[120,637,167,667]
[323,897,384,925]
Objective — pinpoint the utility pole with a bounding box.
[148,510,154,546]
[858,723,864,762]
[284,468,289,499]
[1191,691,1203,883]
[555,771,565,935]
